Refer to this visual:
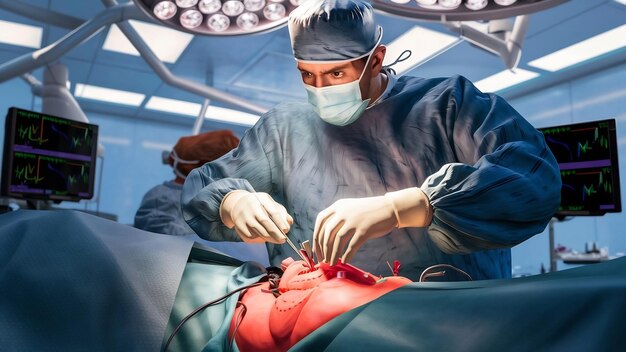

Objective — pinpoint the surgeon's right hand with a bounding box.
[219,190,293,244]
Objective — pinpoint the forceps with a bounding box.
[250,192,309,263]
[282,234,309,264]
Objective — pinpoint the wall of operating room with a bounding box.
[1,55,625,276]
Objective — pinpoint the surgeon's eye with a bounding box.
[331,71,344,78]
[300,71,312,77]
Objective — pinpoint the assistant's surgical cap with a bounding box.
[170,130,239,176]
[288,0,382,62]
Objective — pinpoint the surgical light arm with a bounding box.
[446,16,530,70]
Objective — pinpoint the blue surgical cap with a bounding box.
[288,0,382,62]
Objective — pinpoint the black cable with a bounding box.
[228,301,248,352]
[163,282,262,352]
[419,264,473,282]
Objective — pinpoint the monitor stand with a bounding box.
[548,218,558,272]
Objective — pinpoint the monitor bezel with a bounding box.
[1,107,99,202]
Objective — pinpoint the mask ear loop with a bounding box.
[170,149,200,180]
[173,168,189,180]
[383,50,412,76]
[170,149,200,165]
[357,46,378,83]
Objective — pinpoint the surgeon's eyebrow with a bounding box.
[297,63,352,74]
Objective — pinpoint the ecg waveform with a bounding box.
[543,123,613,163]
[13,154,45,184]
[13,110,95,156]
[9,152,92,196]
[17,124,48,145]
[560,167,616,212]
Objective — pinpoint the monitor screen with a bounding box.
[538,119,621,217]
[1,107,99,202]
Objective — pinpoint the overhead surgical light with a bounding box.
[494,0,517,5]
[465,0,488,11]
[134,0,301,35]
[153,1,178,19]
[244,0,266,12]
[371,0,568,21]
[222,1,245,16]
[199,0,222,13]
[237,12,259,29]
[439,0,462,9]
[180,9,204,28]
[177,0,199,8]
[263,3,286,20]
[208,14,230,32]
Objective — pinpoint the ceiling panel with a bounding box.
[48,0,111,19]
[407,41,505,81]
[179,29,285,87]
[522,2,626,63]
[0,0,48,27]
[45,25,108,62]
[229,51,304,98]
[525,0,608,37]
[81,62,163,93]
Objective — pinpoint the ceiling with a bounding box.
[0,0,625,126]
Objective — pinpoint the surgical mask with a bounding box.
[304,54,375,126]
[169,149,199,180]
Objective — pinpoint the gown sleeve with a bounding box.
[421,75,561,254]
[181,119,277,242]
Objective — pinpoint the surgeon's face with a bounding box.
[296,45,386,100]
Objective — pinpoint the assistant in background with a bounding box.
[134,130,239,235]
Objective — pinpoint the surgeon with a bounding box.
[182,0,561,281]
[134,130,239,235]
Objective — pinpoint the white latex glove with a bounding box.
[313,187,432,265]
[220,190,293,244]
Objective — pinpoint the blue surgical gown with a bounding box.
[182,74,561,281]
[135,180,192,236]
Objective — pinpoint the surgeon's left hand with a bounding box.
[313,187,433,265]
